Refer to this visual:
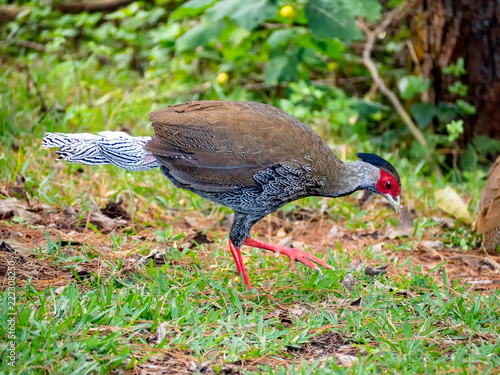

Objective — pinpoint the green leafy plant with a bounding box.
[446,119,464,142]
[398,75,431,100]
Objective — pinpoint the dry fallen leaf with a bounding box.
[434,186,474,224]
[342,273,357,291]
[0,241,15,253]
[335,353,358,367]
[0,198,41,224]
[347,259,365,273]
[385,206,415,239]
[87,195,128,232]
[101,198,131,221]
[327,225,344,239]
[185,231,214,249]
[289,304,311,320]
[156,322,170,344]
[395,206,415,236]
[276,227,287,238]
[365,265,388,276]
[479,257,498,270]
[278,236,293,247]
[420,240,444,250]
[350,297,362,306]
[374,280,415,298]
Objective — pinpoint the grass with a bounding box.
[1,51,499,375]
[3,239,499,374]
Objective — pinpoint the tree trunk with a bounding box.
[421,0,500,144]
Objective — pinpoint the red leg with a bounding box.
[243,237,332,271]
[228,239,251,287]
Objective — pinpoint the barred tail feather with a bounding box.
[42,132,161,171]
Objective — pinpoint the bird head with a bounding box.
[356,153,401,213]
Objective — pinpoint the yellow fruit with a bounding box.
[327,62,338,71]
[280,5,294,18]
[216,72,229,84]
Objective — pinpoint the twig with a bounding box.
[14,40,46,51]
[406,39,430,101]
[55,0,135,14]
[357,1,428,148]
[406,40,421,75]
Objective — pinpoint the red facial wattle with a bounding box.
[376,170,400,197]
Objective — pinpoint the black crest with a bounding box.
[356,153,401,187]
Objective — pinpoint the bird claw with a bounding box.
[290,255,317,271]
[243,238,332,272]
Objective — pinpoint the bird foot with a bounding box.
[243,238,332,271]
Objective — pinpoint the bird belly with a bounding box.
[159,164,320,218]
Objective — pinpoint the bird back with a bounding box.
[145,101,340,192]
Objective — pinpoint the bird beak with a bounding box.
[384,194,400,214]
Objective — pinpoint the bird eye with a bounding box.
[385,181,392,189]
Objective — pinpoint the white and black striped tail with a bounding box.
[42,132,161,171]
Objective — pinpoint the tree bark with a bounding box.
[421,0,500,143]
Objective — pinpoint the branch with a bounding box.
[0,0,135,23]
[358,0,428,148]
[0,5,30,23]
[55,0,136,14]
[14,40,46,51]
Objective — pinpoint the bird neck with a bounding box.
[322,160,378,198]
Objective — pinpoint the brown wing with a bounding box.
[476,156,500,234]
[145,101,338,192]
